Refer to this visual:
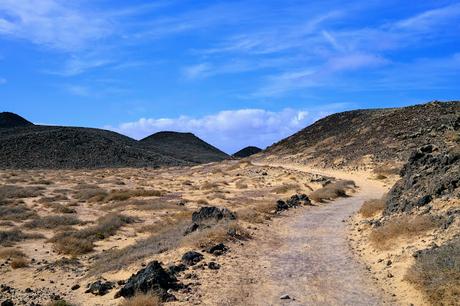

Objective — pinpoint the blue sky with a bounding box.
[0,0,459,153]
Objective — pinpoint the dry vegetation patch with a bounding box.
[50,213,135,255]
[23,215,81,229]
[358,198,386,218]
[309,180,355,202]
[0,228,44,246]
[369,214,441,250]
[0,185,44,199]
[119,293,161,306]
[405,238,460,305]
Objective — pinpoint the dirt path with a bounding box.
[198,164,395,305]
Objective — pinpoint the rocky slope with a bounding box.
[140,131,228,164]
[0,125,186,169]
[259,101,460,169]
[233,146,262,158]
[385,144,460,214]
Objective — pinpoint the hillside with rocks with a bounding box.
[0,113,229,169]
[258,101,460,169]
[140,131,228,164]
[0,125,186,169]
[233,146,262,158]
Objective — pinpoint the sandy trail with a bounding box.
[201,164,394,305]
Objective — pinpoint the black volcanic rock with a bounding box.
[233,146,262,158]
[140,131,228,164]
[385,145,460,214]
[0,112,33,128]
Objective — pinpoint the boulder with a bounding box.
[116,261,178,301]
[85,280,114,296]
[185,206,236,234]
[182,251,204,266]
[206,243,228,256]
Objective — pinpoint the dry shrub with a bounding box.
[271,183,300,194]
[405,238,460,305]
[138,211,192,234]
[373,163,401,177]
[370,214,440,249]
[0,248,26,259]
[182,221,250,248]
[33,179,54,185]
[90,220,189,275]
[119,293,161,306]
[11,257,28,269]
[0,185,44,199]
[37,194,69,204]
[0,228,44,246]
[201,181,219,190]
[196,199,208,205]
[47,300,75,306]
[0,202,38,221]
[104,199,178,212]
[309,180,355,202]
[235,181,248,189]
[23,215,81,229]
[50,213,135,255]
[359,198,386,218]
[237,201,275,224]
[103,189,163,202]
[74,187,107,202]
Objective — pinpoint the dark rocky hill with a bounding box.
[140,131,228,164]
[385,144,460,214]
[233,146,262,158]
[259,101,460,169]
[0,112,33,128]
[0,125,186,169]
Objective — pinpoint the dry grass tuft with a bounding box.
[50,213,135,255]
[369,214,440,250]
[309,180,355,202]
[359,198,386,218]
[182,221,250,248]
[0,248,26,259]
[0,202,38,221]
[23,215,81,229]
[235,181,248,189]
[0,228,44,246]
[271,183,300,194]
[405,238,460,305]
[103,189,163,202]
[11,257,29,269]
[0,185,44,199]
[119,293,161,306]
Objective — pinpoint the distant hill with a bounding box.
[0,112,33,128]
[258,101,460,169]
[0,125,186,169]
[233,146,262,158]
[140,131,229,164]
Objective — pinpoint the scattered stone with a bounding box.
[116,261,179,301]
[182,251,204,266]
[206,243,228,256]
[280,294,291,300]
[85,280,114,296]
[208,262,220,270]
[168,263,187,275]
[71,284,80,290]
[185,207,237,234]
[1,300,13,306]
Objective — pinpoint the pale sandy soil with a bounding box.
[0,160,327,305]
[2,159,442,306]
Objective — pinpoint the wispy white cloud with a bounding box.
[0,0,112,51]
[106,105,350,153]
